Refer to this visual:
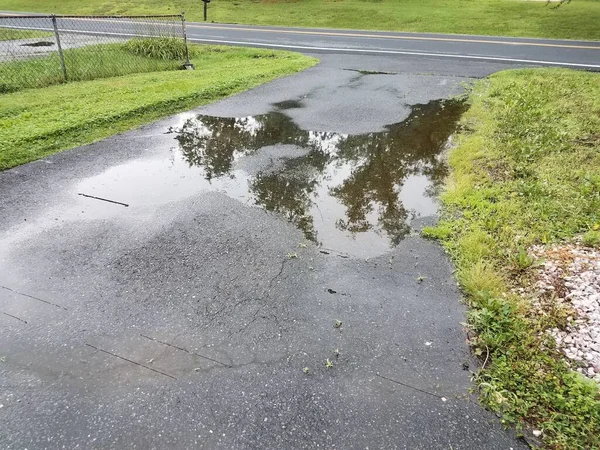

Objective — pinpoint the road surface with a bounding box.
[0,12,599,68]
[0,11,588,450]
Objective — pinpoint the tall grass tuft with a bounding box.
[122,37,194,60]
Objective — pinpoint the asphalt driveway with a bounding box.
[0,53,528,449]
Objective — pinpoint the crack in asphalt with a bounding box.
[375,372,446,400]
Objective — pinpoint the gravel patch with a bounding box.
[530,243,600,384]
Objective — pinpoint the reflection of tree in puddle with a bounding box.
[333,100,467,245]
[175,113,310,180]
[174,99,466,246]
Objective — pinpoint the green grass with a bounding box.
[0,27,52,40]
[1,0,599,40]
[0,41,186,93]
[582,230,600,248]
[423,68,600,449]
[0,44,317,170]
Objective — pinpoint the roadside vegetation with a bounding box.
[0,28,52,40]
[0,42,317,169]
[423,68,600,448]
[0,39,190,93]
[1,0,599,40]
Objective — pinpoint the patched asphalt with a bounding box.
[0,54,528,449]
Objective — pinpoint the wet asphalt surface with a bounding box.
[0,54,529,449]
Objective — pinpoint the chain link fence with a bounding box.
[0,14,193,93]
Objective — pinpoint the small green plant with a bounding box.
[417,275,426,283]
[510,247,543,272]
[333,320,342,329]
[334,348,340,358]
[485,217,499,232]
[287,252,298,259]
[297,242,307,248]
[325,359,334,369]
[422,222,453,240]
[303,367,310,374]
[582,230,600,248]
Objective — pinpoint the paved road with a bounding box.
[0,51,532,449]
[0,12,599,68]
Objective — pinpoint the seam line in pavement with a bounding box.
[140,333,231,367]
[85,343,178,380]
[78,193,129,207]
[0,284,68,310]
[3,312,28,324]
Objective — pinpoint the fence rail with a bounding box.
[0,14,192,93]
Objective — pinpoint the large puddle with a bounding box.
[77,98,466,257]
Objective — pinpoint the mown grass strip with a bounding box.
[0,45,317,169]
[1,0,599,40]
[0,27,53,41]
[424,68,600,449]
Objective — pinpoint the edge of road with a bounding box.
[1,11,599,69]
[1,9,599,45]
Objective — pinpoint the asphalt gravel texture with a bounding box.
[0,53,529,449]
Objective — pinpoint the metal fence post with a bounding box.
[181,12,194,70]
[51,14,68,82]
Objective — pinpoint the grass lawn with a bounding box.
[0,44,317,170]
[1,0,599,40]
[0,41,182,93]
[424,68,600,448]
[0,27,52,40]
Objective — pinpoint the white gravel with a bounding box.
[530,244,600,384]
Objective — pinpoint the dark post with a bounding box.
[51,15,68,82]
[181,12,194,70]
[203,0,210,22]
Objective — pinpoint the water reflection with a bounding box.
[174,99,466,251]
